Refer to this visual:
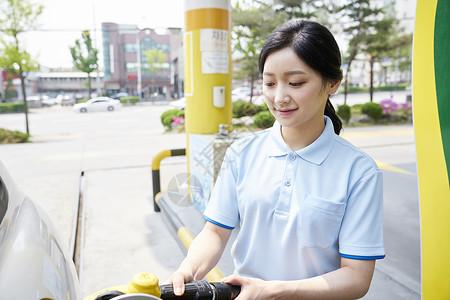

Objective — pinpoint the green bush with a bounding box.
[232,101,246,118]
[344,84,407,94]
[254,111,275,128]
[0,128,29,144]
[4,89,18,100]
[120,96,140,104]
[361,102,383,123]
[337,104,351,124]
[160,109,184,130]
[257,103,269,112]
[232,100,258,118]
[0,103,24,113]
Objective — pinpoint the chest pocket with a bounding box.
[299,194,345,248]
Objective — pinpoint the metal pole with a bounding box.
[92,3,101,96]
[136,29,142,101]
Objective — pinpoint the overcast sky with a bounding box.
[24,0,185,69]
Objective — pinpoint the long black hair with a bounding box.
[259,20,343,135]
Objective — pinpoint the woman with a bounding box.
[168,20,384,299]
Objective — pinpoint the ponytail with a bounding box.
[324,98,342,135]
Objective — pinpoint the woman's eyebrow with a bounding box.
[284,70,306,75]
[262,70,307,76]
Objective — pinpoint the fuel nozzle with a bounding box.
[87,273,240,300]
[160,280,240,300]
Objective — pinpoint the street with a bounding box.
[332,90,411,106]
[0,103,420,298]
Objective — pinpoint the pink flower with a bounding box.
[172,116,184,125]
[379,99,399,113]
[401,102,412,110]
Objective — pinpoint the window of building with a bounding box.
[124,43,137,52]
[126,63,138,72]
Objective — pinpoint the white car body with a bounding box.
[73,97,122,113]
[0,161,81,299]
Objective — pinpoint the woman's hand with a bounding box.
[222,275,278,300]
[164,270,194,296]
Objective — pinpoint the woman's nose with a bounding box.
[274,89,290,105]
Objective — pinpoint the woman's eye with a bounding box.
[264,82,275,87]
[290,82,304,86]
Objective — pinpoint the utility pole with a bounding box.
[136,28,142,101]
[0,68,3,102]
[93,3,101,96]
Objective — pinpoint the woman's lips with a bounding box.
[276,107,298,116]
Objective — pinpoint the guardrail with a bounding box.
[154,192,225,282]
[151,148,225,282]
[151,148,186,212]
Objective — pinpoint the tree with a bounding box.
[389,33,413,85]
[0,0,43,135]
[144,48,167,74]
[363,17,396,101]
[272,0,317,19]
[232,0,335,102]
[144,48,167,101]
[70,31,99,99]
[271,0,337,26]
[337,0,383,104]
[4,76,18,101]
[232,1,284,103]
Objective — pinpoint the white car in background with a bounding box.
[169,97,186,110]
[73,97,121,113]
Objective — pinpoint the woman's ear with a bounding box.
[328,80,341,95]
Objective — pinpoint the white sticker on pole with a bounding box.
[200,29,229,74]
[200,29,228,52]
[202,52,228,74]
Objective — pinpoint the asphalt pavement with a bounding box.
[0,102,420,299]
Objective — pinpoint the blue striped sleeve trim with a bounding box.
[340,253,386,260]
[203,216,234,230]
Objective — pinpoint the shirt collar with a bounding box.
[267,116,336,165]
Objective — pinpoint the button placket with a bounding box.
[275,153,298,214]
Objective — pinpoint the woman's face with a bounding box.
[262,47,338,130]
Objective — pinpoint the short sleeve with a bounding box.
[339,170,385,259]
[203,146,240,229]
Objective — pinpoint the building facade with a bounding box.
[102,23,183,100]
[37,69,103,98]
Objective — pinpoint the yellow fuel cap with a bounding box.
[127,272,161,297]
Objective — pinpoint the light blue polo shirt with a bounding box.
[203,116,385,280]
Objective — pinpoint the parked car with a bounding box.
[110,92,129,100]
[169,97,186,110]
[62,96,76,106]
[25,95,42,108]
[73,97,122,113]
[0,161,81,299]
[231,87,261,102]
[56,94,75,106]
[41,95,59,107]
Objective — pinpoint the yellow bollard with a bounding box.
[183,0,232,135]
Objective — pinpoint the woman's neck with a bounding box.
[280,118,325,151]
